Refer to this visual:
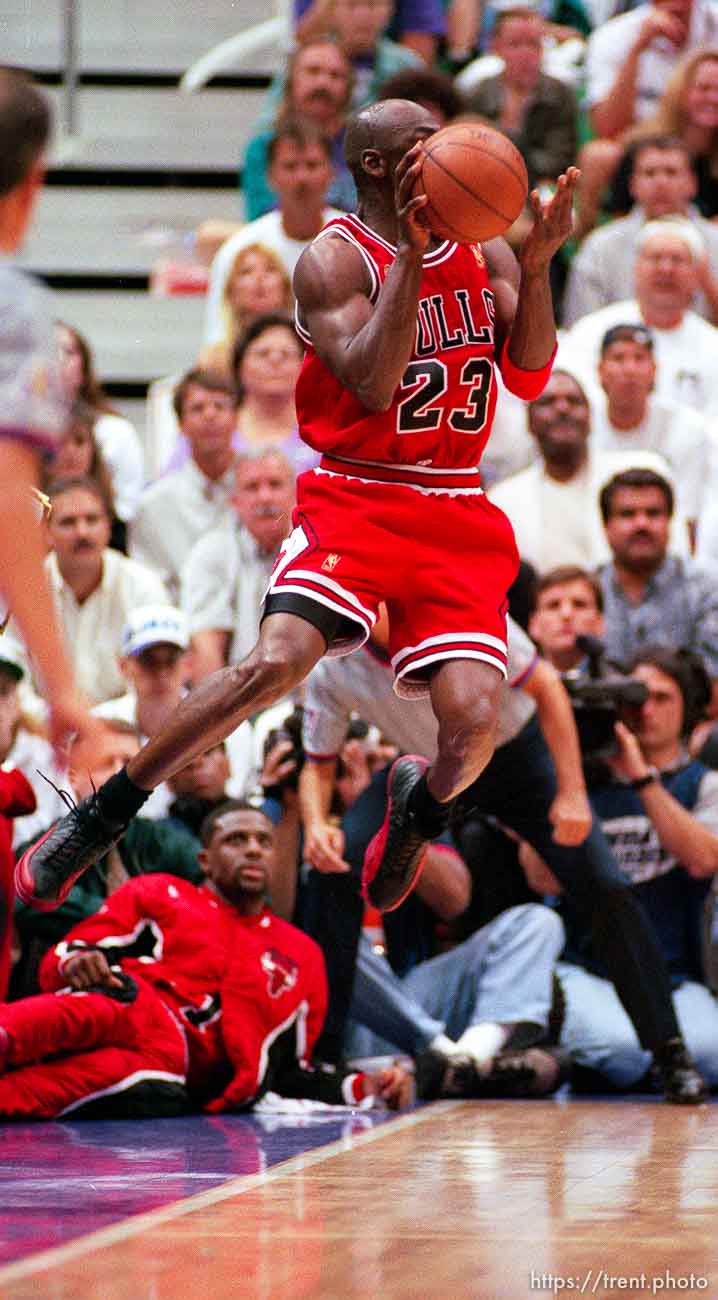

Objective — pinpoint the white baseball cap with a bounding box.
[121,605,189,658]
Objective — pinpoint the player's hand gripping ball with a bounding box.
[415,122,528,244]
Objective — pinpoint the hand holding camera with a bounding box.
[608,719,653,785]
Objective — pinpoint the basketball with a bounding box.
[417,122,529,244]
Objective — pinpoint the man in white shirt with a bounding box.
[181,447,296,681]
[589,322,717,547]
[202,120,342,347]
[129,370,239,602]
[564,137,718,327]
[559,220,718,414]
[42,478,168,705]
[585,0,718,138]
[488,369,681,573]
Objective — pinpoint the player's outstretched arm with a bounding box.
[293,143,430,412]
[0,439,103,763]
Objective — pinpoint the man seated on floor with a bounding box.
[523,647,718,1094]
[13,730,305,996]
[340,757,568,1098]
[0,800,410,1119]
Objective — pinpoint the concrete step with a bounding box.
[44,84,265,174]
[18,186,242,278]
[4,0,281,76]
[53,289,207,384]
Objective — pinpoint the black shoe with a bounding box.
[653,1037,708,1105]
[361,755,430,912]
[471,1047,571,1099]
[414,1048,481,1101]
[415,1045,570,1101]
[15,793,128,912]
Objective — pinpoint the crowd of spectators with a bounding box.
[5,0,718,1117]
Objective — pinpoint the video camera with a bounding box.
[562,635,648,765]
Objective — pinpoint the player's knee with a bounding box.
[240,639,312,701]
[442,679,500,744]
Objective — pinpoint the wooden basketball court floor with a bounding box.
[0,1096,716,1299]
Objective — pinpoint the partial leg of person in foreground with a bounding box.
[362,656,504,910]
[18,616,503,913]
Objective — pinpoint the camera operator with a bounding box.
[551,646,718,1093]
[298,606,707,1102]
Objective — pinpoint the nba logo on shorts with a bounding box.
[322,553,341,572]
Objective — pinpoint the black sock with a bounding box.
[96,767,150,823]
[407,772,454,840]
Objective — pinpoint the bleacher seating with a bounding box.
[11,0,281,446]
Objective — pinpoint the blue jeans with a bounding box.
[458,715,680,1053]
[347,904,565,1058]
[557,961,718,1087]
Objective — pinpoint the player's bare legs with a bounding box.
[16,613,327,909]
[427,659,503,801]
[363,658,503,910]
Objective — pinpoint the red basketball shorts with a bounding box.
[265,467,519,699]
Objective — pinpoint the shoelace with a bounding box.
[36,769,79,816]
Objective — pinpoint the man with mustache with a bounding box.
[243,40,357,221]
[597,467,718,714]
[41,479,168,706]
[488,369,676,574]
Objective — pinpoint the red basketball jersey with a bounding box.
[295,213,499,473]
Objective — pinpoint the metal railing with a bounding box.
[180,0,292,93]
[57,0,291,137]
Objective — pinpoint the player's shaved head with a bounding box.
[344,98,438,186]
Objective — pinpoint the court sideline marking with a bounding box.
[0,1102,460,1285]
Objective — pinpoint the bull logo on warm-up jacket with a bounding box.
[260,948,299,998]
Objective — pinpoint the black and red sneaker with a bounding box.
[15,793,128,912]
[361,755,430,912]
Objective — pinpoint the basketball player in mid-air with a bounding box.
[19,98,577,915]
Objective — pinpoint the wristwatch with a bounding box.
[630,767,660,791]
